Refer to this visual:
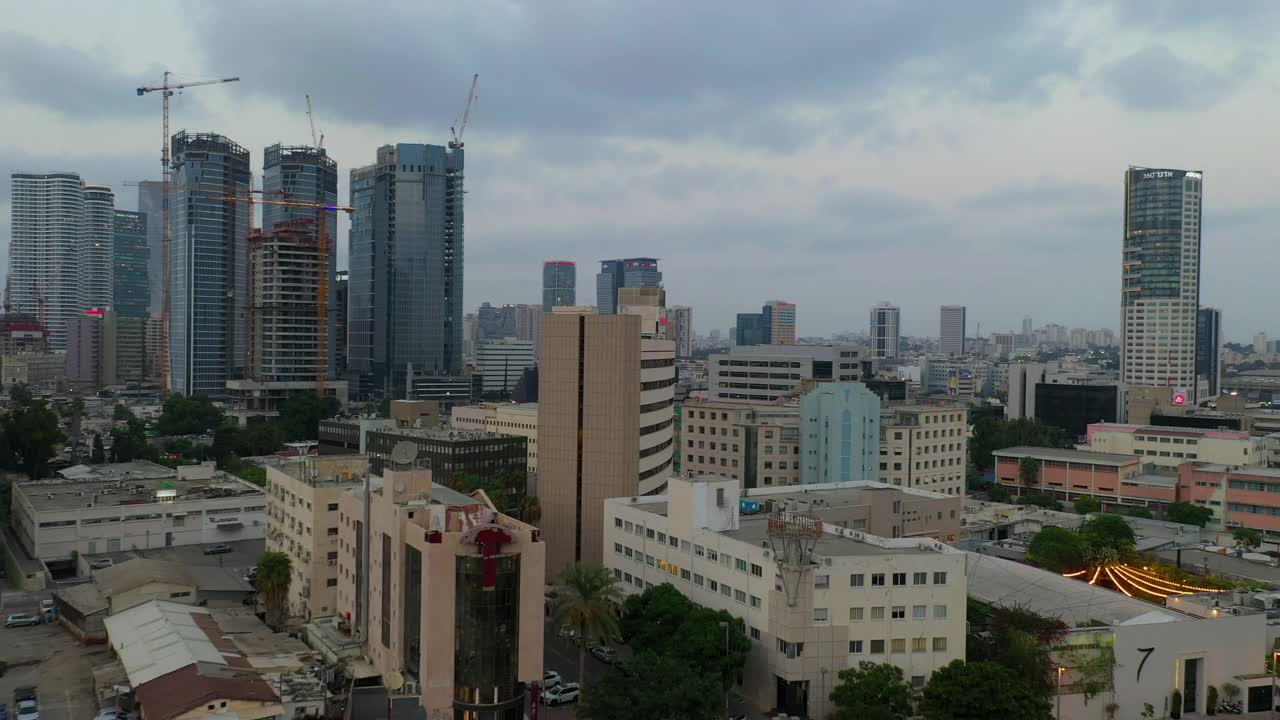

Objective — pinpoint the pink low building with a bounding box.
[1178,463,1280,536]
[992,446,1180,512]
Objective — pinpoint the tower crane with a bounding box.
[306,94,325,150]
[136,72,240,393]
[449,74,478,150]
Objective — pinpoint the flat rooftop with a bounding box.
[723,515,909,558]
[1197,464,1280,479]
[1089,423,1249,439]
[364,426,523,442]
[19,461,262,512]
[993,446,1140,465]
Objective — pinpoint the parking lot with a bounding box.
[84,538,264,579]
[0,623,103,720]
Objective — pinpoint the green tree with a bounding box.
[519,495,542,525]
[921,660,1052,720]
[91,433,106,463]
[1018,456,1040,487]
[1233,527,1263,549]
[828,661,913,720]
[1112,505,1153,519]
[1017,491,1062,511]
[576,651,720,720]
[550,562,623,689]
[1073,496,1101,514]
[1166,501,1213,528]
[620,583,751,693]
[1026,526,1087,573]
[277,394,341,441]
[620,582,693,650]
[112,403,135,422]
[238,420,284,456]
[0,386,65,479]
[256,551,293,631]
[987,484,1011,503]
[1078,513,1135,557]
[110,417,156,463]
[156,394,224,436]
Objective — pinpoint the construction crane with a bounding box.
[305,94,324,150]
[449,74,478,150]
[136,72,240,394]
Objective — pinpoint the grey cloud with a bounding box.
[0,31,165,118]
[1095,45,1260,111]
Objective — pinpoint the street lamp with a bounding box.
[1057,666,1066,720]
[719,621,730,720]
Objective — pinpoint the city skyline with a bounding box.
[2,4,1280,340]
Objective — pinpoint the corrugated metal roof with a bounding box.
[103,600,227,685]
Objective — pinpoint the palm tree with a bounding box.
[519,495,542,525]
[256,550,292,631]
[550,562,622,689]
[1018,456,1040,490]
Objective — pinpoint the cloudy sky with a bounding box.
[2,1,1276,340]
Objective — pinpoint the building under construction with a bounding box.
[225,219,346,421]
[0,312,48,355]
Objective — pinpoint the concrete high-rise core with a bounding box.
[869,302,900,359]
[939,305,966,356]
[595,257,660,314]
[542,261,576,311]
[667,305,694,357]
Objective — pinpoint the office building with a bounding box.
[9,172,112,350]
[0,313,47,356]
[604,477,966,719]
[596,257,660,314]
[136,181,164,318]
[169,132,251,397]
[1122,167,1202,403]
[766,300,796,345]
[12,460,265,564]
[869,302,900,359]
[406,375,476,406]
[708,345,862,403]
[451,402,540,473]
[476,302,516,341]
[938,305,965,356]
[347,142,464,398]
[264,455,370,621]
[333,270,349,378]
[879,405,968,496]
[800,383,881,484]
[990,333,1015,358]
[993,447,1143,505]
[538,310,676,574]
[1006,363,1050,420]
[735,311,770,346]
[66,308,146,388]
[1196,307,1223,399]
[112,210,149,317]
[513,303,540,346]
[360,428,527,512]
[1034,383,1120,437]
[542,260,576,311]
[475,338,535,397]
[668,305,694,357]
[334,465,544,719]
[680,398,800,489]
[1021,315,1033,339]
[1082,423,1264,468]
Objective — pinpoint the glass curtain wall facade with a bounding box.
[453,555,522,720]
[541,261,576,311]
[137,181,165,318]
[81,185,116,312]
[112,210,150,317]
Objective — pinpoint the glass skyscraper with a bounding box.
[112,210,149,317]
[595,257,660,314]
[347,143,464,397]
[541,261,576,311]
[169,131,251,398]
[1196,307,1222,398]
[137,180,164,317]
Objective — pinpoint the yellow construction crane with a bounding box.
[136,72,240,394]
[449,74,478,150]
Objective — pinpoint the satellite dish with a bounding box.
[390,441,418,467]
[394,481,406,494]
[382,670,404,692]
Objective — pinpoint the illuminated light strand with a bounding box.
[1107,568,1167,599]
[1062,569,1089,578]
[1103,566,1133,597]
[1119,565,1227,593]
[1088,566,1102,585]
[1111,565,1193,597]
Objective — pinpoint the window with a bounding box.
[891,639,906,654]
[681,569,691,581]
[815,574,830,589]
[326,578,337,587]
[912,637,927,653]
[735,589,747,604]
[624,547,634,558]
[694,544,705,557]
[913,605,926,620]
[851,573,865,587]
[721,584,731,597]
[625,521,633,532]
[694,574,704,587]
[933,571,948,585]
[669,535,679,547]
[814,608,828,622]
[777,639,804,658]
[934,605,947,619]
[169,591,191,598]
[751,563,763,577]
[871,573,885,587]
[750,595,761,609]
[707,549,719,562]
[657,532,666,543]
[913,571,927,585]
[327,502,338,511]
[646,555,655,566]
[870,607,885,620]
[736,558,748,572]
[870,639,885,654]
[933,637,948,652]
[849,640,864,654]
[614,543,623,555]
[750,627,761,641]
[720,553,731,568]
[892,572,906,586]
[708,580,718,592]
[912,675,926,689]
[891,606,905,620]
[850,607,864,621]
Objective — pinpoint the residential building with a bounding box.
[735,311,770,346]
[11,460,265,564]
[226,220,349,419]
[1196,307,1223,399]
[800,382,881,484]
[334,466,544,718]
[113,210,149,318]
[1121,167,1202,403]
[346,142,464,398]
[169,132,251,397]
[361,428,527,513]
[1179,463,1280,536]
[766,300,796,345]
[708,344,862,403]
[869,302,900,359]
[992,446,1145,507]
[66,308,146,388]
[513,303,540,347]
[1254,332,1268,356]
[604,476,967,718]
[542,260,576,311]
[1083,423,1263,468]
[879,405,968,496]
[596,257,660,314]
[990,333,1015,358]
[137,180,165,318]
[668,305,694,358]
[1034,384,1120,437]
[450,402,539,473]
[263,454,371,621]
[475,338,535,397]
[679,398,801,489]
[9,172,113,350]
[938,305,965,356]
[538,309,676,574]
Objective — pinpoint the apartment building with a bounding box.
[879,405,969,496]
[603,476,966,719]
[1084,423,1263,468]
[264,455,370,621]
[679,398,801,489]
[1179,464,1280,537]
[334,466,543,718]
[451,402,540,473]
[708,345,862,403]
[800,382,881,485]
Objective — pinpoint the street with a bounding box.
[0,622,104,720]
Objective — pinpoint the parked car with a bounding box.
[542,670,562,688]
[4,614,39,628]
[556,626,577,641]
[12,689,35,705]
[589,645,617,664]
[203,544,233,555]
[540,682,580,706]
[38,600,53,613]
[89,558,114,570]
[14,700,36,720]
